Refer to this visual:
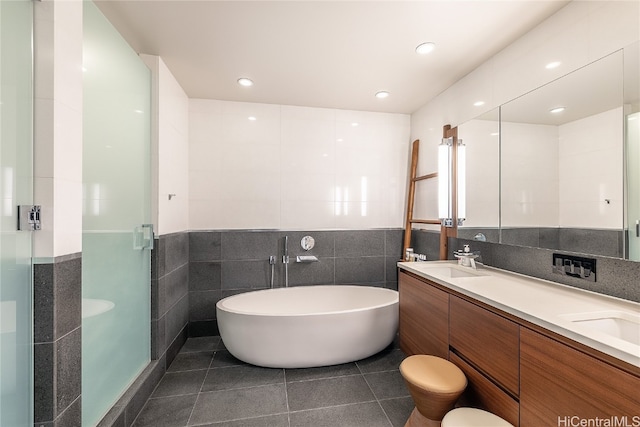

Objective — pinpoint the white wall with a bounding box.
[33,0,83,258]
[141,55,190,236]
[410,0,640,230]
[188,100,410,230]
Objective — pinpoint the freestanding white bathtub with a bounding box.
[216,285,399,368]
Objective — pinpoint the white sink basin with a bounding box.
[560,311,640,346]
[422,266,488,279]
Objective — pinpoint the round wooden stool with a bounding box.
[399,355,467,427]
[442,407,514,426]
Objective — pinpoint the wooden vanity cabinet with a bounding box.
[520,328,640,425]
[449,296,520,397]
[399,271,449,358]
[398,269,640,427]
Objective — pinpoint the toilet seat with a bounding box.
[441,407,514,427]
[400,355,467,393]
[400,355,468,427]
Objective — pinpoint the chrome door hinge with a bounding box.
[18,205,42,231]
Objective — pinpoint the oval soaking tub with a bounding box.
[216,285,399,368]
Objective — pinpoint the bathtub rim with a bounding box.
[216,285,398,317]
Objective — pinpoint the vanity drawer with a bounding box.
[450,352,519,426]
[399,272,449,358]
[520,328,640,425]
[450,296,520,396]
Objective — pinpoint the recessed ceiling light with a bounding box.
[550,107,566,114]
[490,132,499,136]
[248,116,257,121]
[545,61,561,70]
[415,42,435,55]
[351,122,359,127]
[375,91,390,99]
[473,101,485,107]
[237,77,254,87]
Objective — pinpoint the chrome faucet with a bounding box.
[453,245,480,269]
[282,236,289,287]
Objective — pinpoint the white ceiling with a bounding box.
[95,0,570,114]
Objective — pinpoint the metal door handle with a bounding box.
[133,224,154,250]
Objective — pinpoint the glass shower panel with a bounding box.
[0,0,34,425]
[82,2,151,425]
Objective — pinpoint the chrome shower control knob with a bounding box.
[301,235,315,251]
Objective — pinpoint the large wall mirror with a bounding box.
[458,109,500,243]
[459,42,640,261]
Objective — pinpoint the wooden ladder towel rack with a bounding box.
[403,139,441,258]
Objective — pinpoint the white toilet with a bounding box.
[441,407,514,427]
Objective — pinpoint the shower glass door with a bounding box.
[0,0,34,425]
[82,2,152,425]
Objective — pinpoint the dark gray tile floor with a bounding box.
[133,337,414,427]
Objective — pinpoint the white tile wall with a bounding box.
[33,0,638,248]
[33,0,83,258]
[142,55,190,236]
[157,58,189,235]
[188,99,410,230]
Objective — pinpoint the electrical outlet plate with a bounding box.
[552,253,596,282]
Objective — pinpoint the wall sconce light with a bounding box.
[438,137,466,227]
[438,138,452,225]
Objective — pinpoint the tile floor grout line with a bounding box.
[146,391,201,401]
[128,398,151,427]
[283,368,292,427]
[186,411,290,427]
[356,354,397,427]
[165,367,210,374]
[195,381,287,395]
[284,372,363,384]
[287,399,380,414]
[183,351,214,427]
[184,388,201,426]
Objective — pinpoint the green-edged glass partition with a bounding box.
[0,0,34,425]
[82,2,152,425]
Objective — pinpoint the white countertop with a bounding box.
[398,260,640,368]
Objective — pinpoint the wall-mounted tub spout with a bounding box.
[269,256,276,288]
[296,255,319,263]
